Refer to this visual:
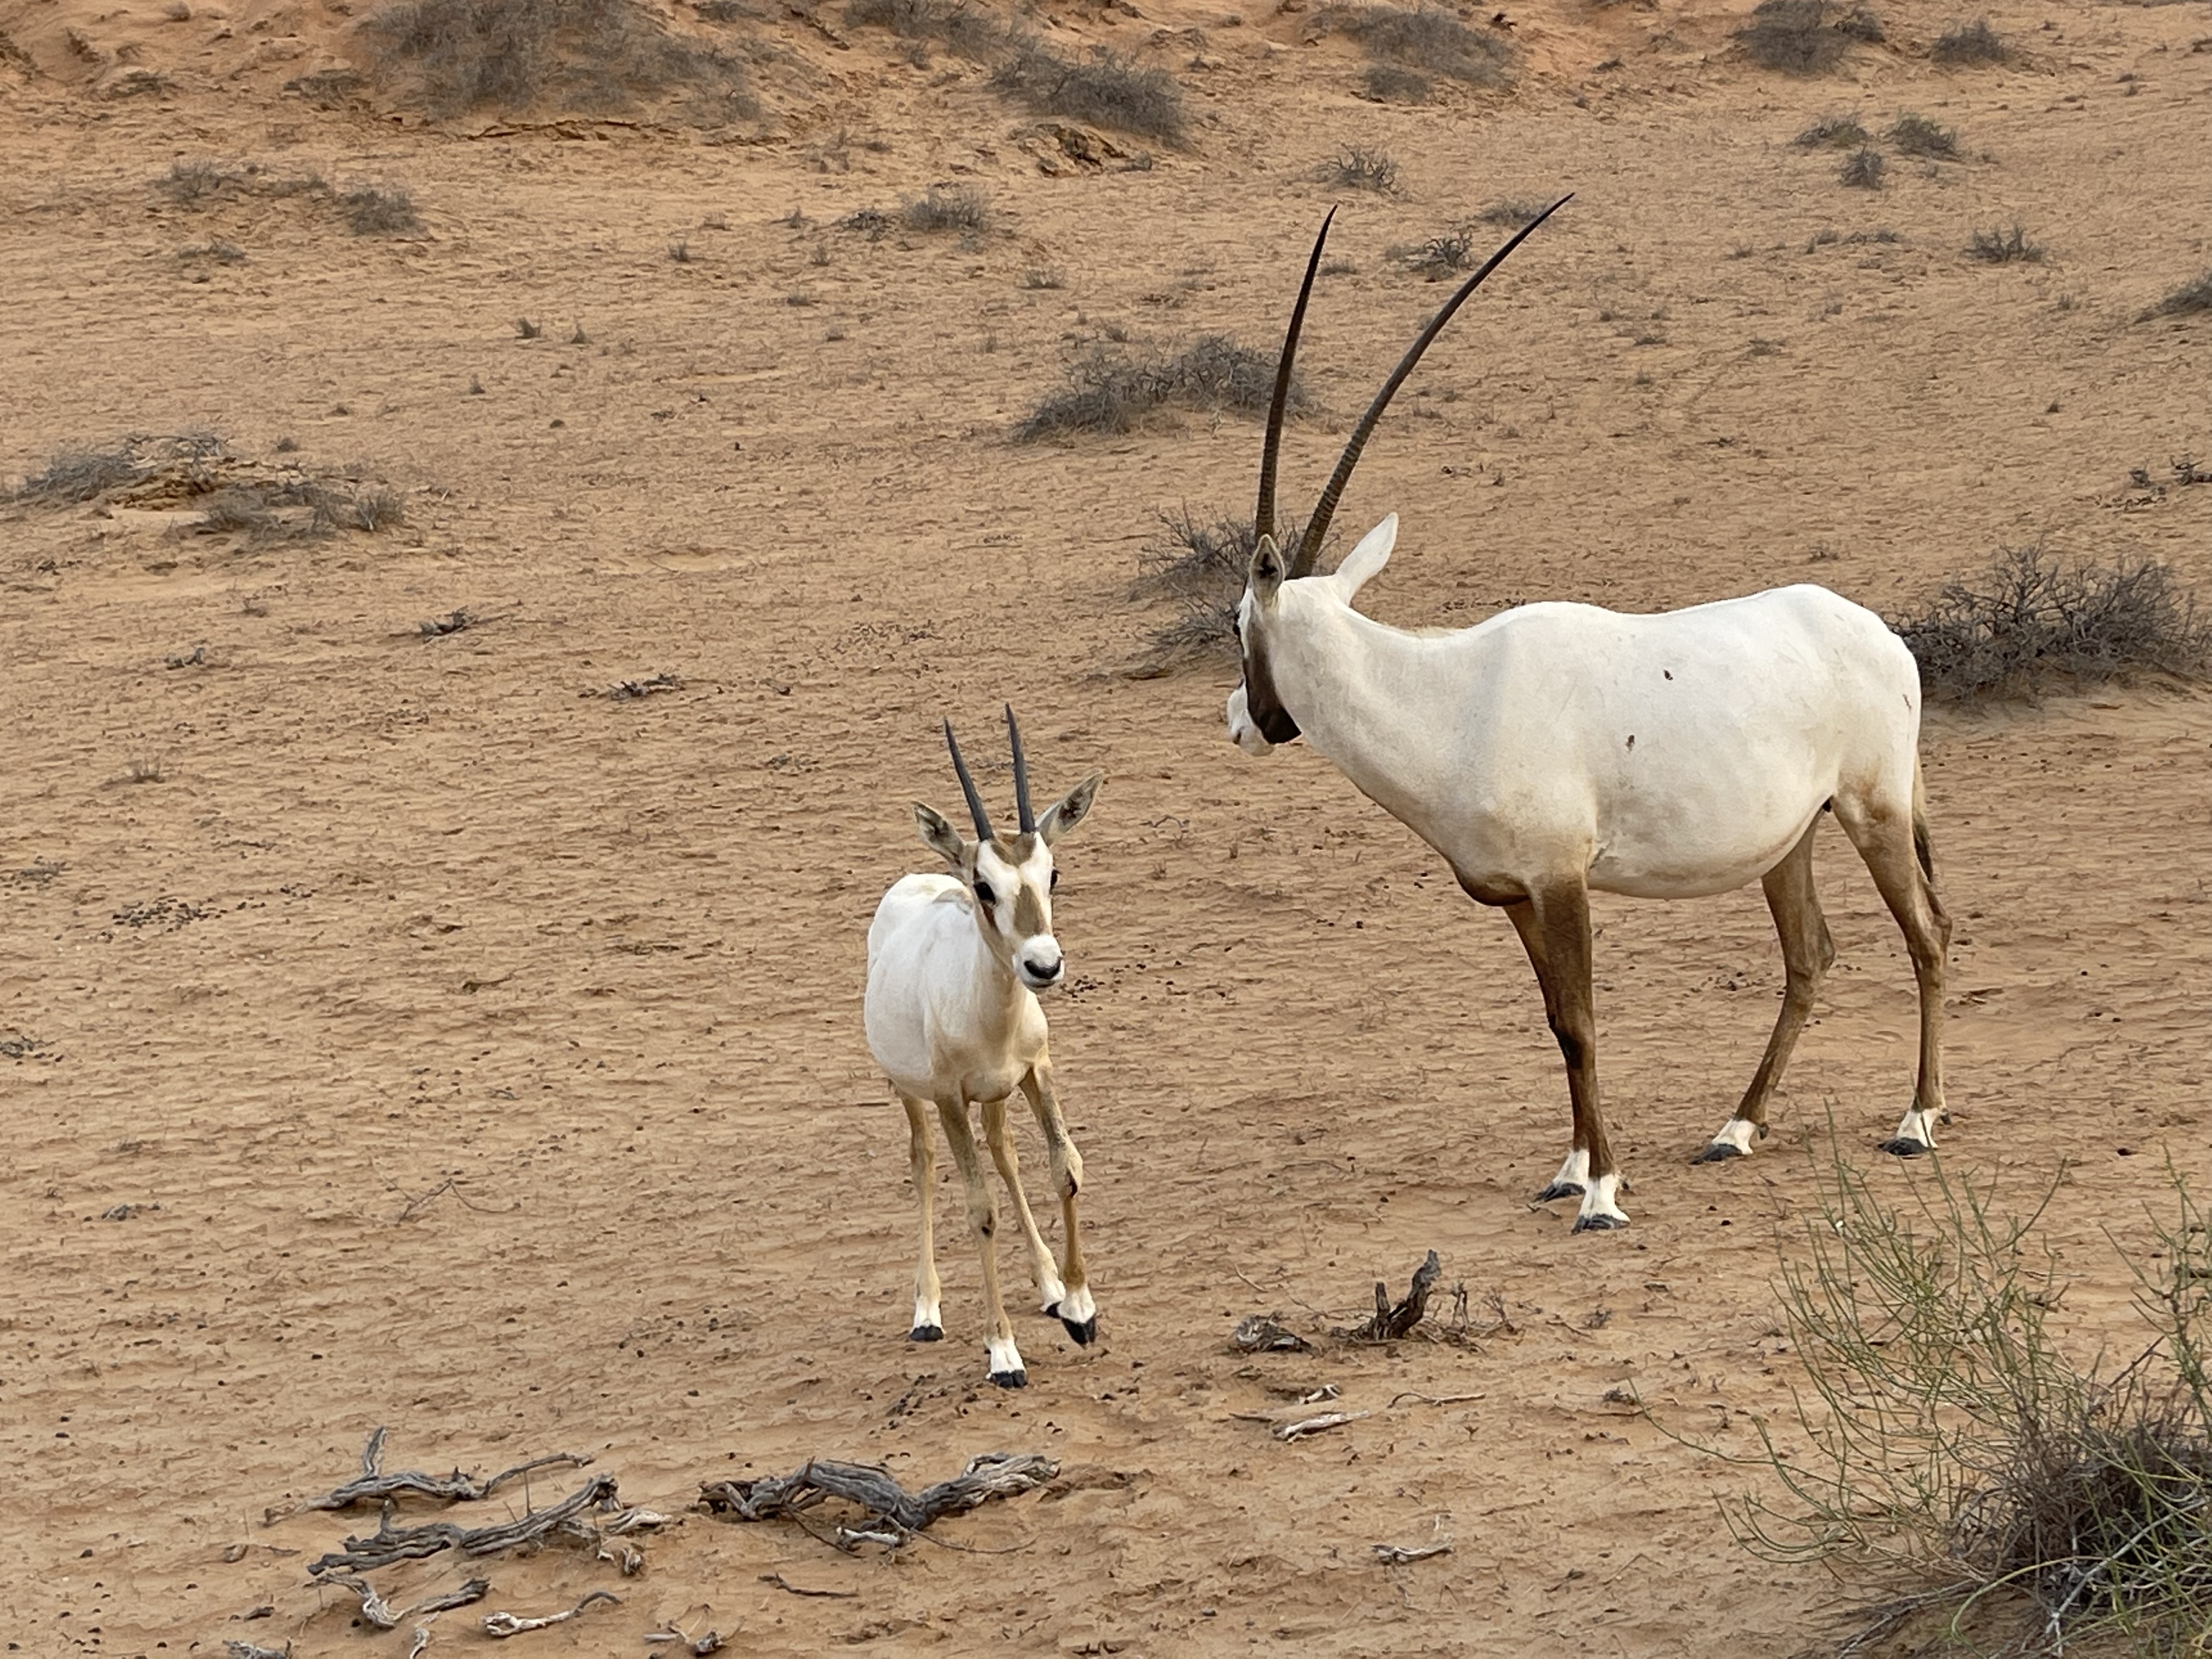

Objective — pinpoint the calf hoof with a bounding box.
[1690,1142,1746,1164]
[989,1367,1029,1390]
[908,1324,943,1343]
[1059,1313,1098,1346]
[1533,1181,1587,1204]
[1878,1136,1932,1159]
[1571,1212,1629,1234]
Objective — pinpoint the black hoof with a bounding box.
[1878,1137,1931,1159]
[989,1368,1028,1390]
[908,1324,943,1343]
[1533,1182,1587,1204]
[1059,1314,1098,1346]
[1572,1212,1629,1233]
[1691,1142,1746,1165]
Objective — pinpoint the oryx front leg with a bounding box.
[935,1098,1025,1387]
[979,1096,1068,1320]
[1020,1055,1096,1345]
[901,1095,944,1341]
[1696,820,1834,1165]
[1508,883,1629,1233]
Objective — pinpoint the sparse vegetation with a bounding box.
[157,159,247,206]
[12,433,410,543]
[1735,0,1880,73]
[1361,63,1431,102]
[1021,265,1065,290]
[898,182,990,233]
[1319,144,1398,193]
[1839,146,1885,188]
[1475,199,1549,228]
[1390,228,1476,278]
[359,0,758,122]
[989,38,1186,143]
[1709,1140,2212,1654]
[1319,4,1516,89]
[340,185,422,234]
[2148,269,2212,318]
[1967,221,2042,263]
[1889,110,1959,157]
[1794,111,1867,147]
[1892,544,2210,700]
[1017,335,1294,441]
[180,239,247,264]
[1932,16,2005,65]
[842,0,1003,59]
[12,442,145,504]
[1131,507,1273,667]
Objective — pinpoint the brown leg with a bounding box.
[1506,882,1628,1231]
[1835,791,1952,1155]
[1019,1054,1096,1344]
[901,1095,944,1340]
[979,1095,1068,1320]
[935,1097,1026,1386]
[1694,820,1836,1163]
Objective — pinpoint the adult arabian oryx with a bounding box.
[1224,201,1951,1232]
[865,709,1103,1385]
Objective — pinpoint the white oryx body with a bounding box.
[1222,206,1951,1232]
[864,710,1102,1387]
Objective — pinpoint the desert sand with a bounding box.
[3,0,2210,1652]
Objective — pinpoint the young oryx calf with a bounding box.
[864,708,1103,1387]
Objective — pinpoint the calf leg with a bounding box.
[979,1096,1069,1318]
[901,1094,943,1341]
[1019,1053,1097,1344]
[1507,881,1628,1232]
[936,1098,1025,1386]
[1695,819,1835,1163]
[1835,789,1952,1155]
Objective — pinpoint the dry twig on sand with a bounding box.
[272,1427,591,1521]
[1347,1250,1441,1341]
[1271,1410,1372,1442]
[482,1589,620,1638]
[1373,1538,1453,1564]
[329,1575,490,1628]
[1229,1314,1313,1353]
[700,1453,1056,1543]
[309,1471,620,1574]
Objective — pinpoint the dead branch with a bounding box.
[330,1574,400,1629]
[1272,1410,1371,1442]
[273,1427,590,1521]
[1349,1250,1441,1342]
[1387,1391,1485,1409]
[404,1623,432,1659]
[699,1452,1056,1539]
[309,1472,619,1575]
[482,1589,620,1638]
[411,1579,491,1615]
[761,1571,857,1599]
[1229,1314,1312,1354]
[1373,1539,1453,1565]
[225,1644,292,1659]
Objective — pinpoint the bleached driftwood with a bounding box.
[699,1453,1056,1538]
[270,1427,591,1522]
[482,1590,620,1638]
[1373,1539,1453,1565]
[309,1472,619,1575]
[329,1575,492,1629]
[1271,1410,1371,1442]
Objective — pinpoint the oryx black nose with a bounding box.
[1023,955,1062,983]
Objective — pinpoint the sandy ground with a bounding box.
[4,0,2211,1653]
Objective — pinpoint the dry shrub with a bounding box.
[1891,544,2210,700]
[1361,63,1430,101]
[2148,269,2212,318]
[842,0,1002,58]
[1794,110,1866,147]
[1132,508,1264,664]
[1017,335,1290,441]
[12,442,145,503]
[1839,146,1885,188]
[1967,221,2042,263]
[1319,144,1398,193]
[157,159,247,205]
[359,0,757,121]
[1320,4,1515,88]
[1735,0,1880,73]
[12,432,409,540]
[1390,227,1476,278]
[898,182,989,233]
[1932,16,2004,64]
[1890,110,1959,157]
[989,38,1184,142]
[1712,1141,2212,1655]
[340,185,421,234]
[1475,199,1549,228]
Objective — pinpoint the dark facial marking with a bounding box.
[1240,618,1302,745]
[1012,885,1046,935]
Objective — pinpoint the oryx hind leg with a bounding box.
[1019,1054,1097,1345]
[935,1097,1026,1387]
[1696,818,1835,1164]
[1506,882,1629,1232]
[901,1094,943,1342]
[979,1095,1069,1319]
[1833,785,1951,1157]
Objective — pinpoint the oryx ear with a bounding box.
[913,803,966,868]
[1248,533,1286,601]
[1331,514,1397,602]
[1038,772,1102,846]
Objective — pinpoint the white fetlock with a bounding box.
[986,1334,1028,1387]
[1883,1107,1938,1155]
[1710,1118,1760,1156]
[1535,1146,1590,1203]
[910,1293,944,1340]
[1037,1274,1069,1316]
[1572,1172,1630,1233]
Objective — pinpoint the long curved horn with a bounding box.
[944,719,994,841]
[1288,194,1572,578]
[1256,207,1336,546]
[1005,703,1035,834]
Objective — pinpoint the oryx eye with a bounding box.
[1049,869,1060,890]
[974,881,996,907]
